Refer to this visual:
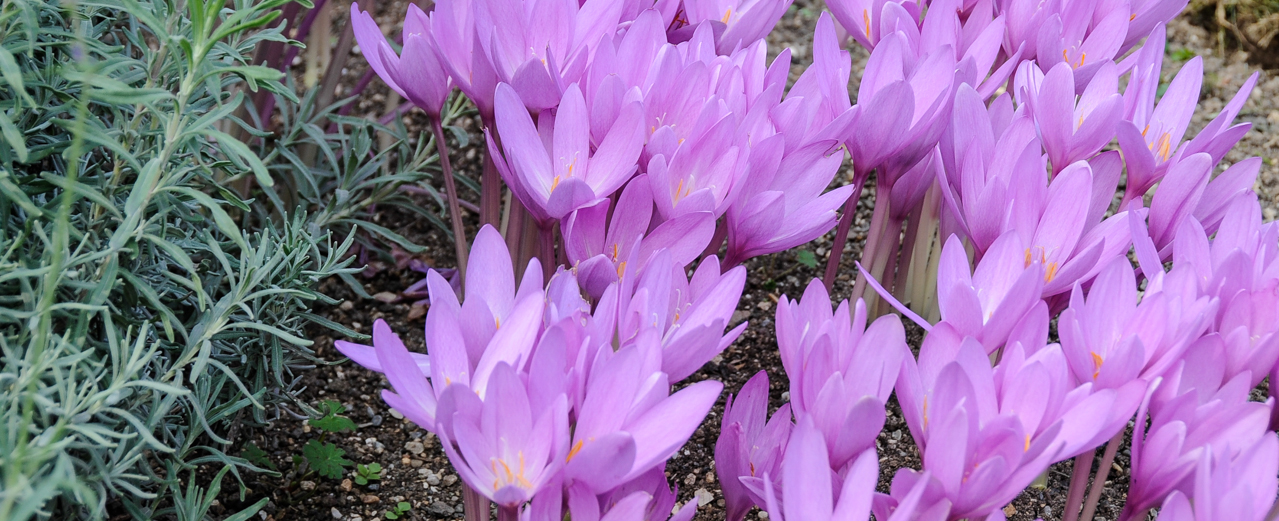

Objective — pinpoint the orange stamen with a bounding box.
[567,440,584,462]
[722,8,732,23]
[1090,352,1104,380]
[863,9,872,38]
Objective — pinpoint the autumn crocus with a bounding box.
[774,279,907,471]
[1154,433,1279,521]
[1117,52,1203,207]
[351,2,473,275]
[614,253,748,382]
[561,180,715,298]
[562,341,723,494]
[1122,349,1274,520]
[895,330,1140,520]
[490,82,645,224]
[716,372,793,521]
[1025,61,1122,175]
[763,417,880,521]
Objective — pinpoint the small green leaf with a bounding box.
[240,443,276,471]
[310,399,357,433]
[795,249,817,268]
[303,440,353,480]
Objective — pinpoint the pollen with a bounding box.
[1077,52,1086,68]
[722,8,732,23]
[567,440,584,462]
[551,175,562,193]
[1130,12,1136,20]
[495,316,501,330]
[1090,351,1104,380]
[611,243,620,261]
[617,261,628,279]
[1024,434,1031,451]
[863,10,872,38]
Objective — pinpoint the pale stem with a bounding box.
[432,118,471,280]
[894,198,926,303]
[824,176,868,292]
[463,484,491,521]
[1080,431,1125,521]
[481,114,503,227]
[1063,448,1097,521]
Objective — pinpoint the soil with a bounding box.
[210,2,1277,521]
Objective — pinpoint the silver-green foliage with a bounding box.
[0,0,421,518]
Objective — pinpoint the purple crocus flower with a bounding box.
[826,0,919,51]
[472,0,622,110]
[1058,257,1216,388]
[434,362,569,507]
[490,82,646,224]
[1024,61,1122,174]
[1122,350,1274,519]
[1177,72,1258,166]
[681,0,795,53]
[935,233,1044,353]
[895,327,1140,519]
[555,466,700,521]
[774,279,906,470]
[561,180,715,298]
[351,3,452,117]
[430,0,499,117]
[1117,55,1203,206]
[1154,433,1279,521]
[762,416,880,521]
[725,138,854,267]
[716,371,793,521]
[1034,0,1130,91]
[614,253,748,382]
[562,340,724,493]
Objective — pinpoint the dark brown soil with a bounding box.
[209,2,1275,521]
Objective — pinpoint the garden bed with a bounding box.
[208,3,1279,521]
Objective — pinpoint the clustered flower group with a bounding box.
[335,0,1278,520]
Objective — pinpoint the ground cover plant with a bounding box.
[335,0,1279,520]
[0,0,469,518]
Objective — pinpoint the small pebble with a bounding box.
[340,479,353,492]
[389,409,404,420]
[425,470,441,485]
[756,300,772,311]
[339,301,354,311]
[694,488,714,507]
[442,474,458,486]
[361,495,380,504]
[300,481,316,491]
[330,507,342,519]
[759,511,770,519]
[685,473,696,486]
[1003,505,1016,516]
[373,291,398,303]
[405,441,425,454]
[429,501,455,515]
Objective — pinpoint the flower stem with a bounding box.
[853,177,893,305]
[539,221,556,283]
[1080,431,1125,521]
[432,118,470,280]
[463,484,490,521]
[824,176,868,292]
[498,504,519,521]
[894,198,925,302]
[1063,448,1096,521]
[481,115,503,227]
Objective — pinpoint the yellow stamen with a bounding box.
[722,8,732,23]
[611,243,620,261]
[1077,52,1086,69]
[674,178,686,203]
[495,316,501,330]
[1090,352,1104,380]
[1130,12,1136,20]
[1044,261,1059,283]
[863,9,872,38]
[1063,49,1069,62]
[1024,434,1031,452]
[1156,133,1172,161]
[1024,247,1033,269]
[551,175,561,193]
[567,440,584,462]
[922,395,930,432]
[1141,124,1150,138]
[617,261,627,279]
